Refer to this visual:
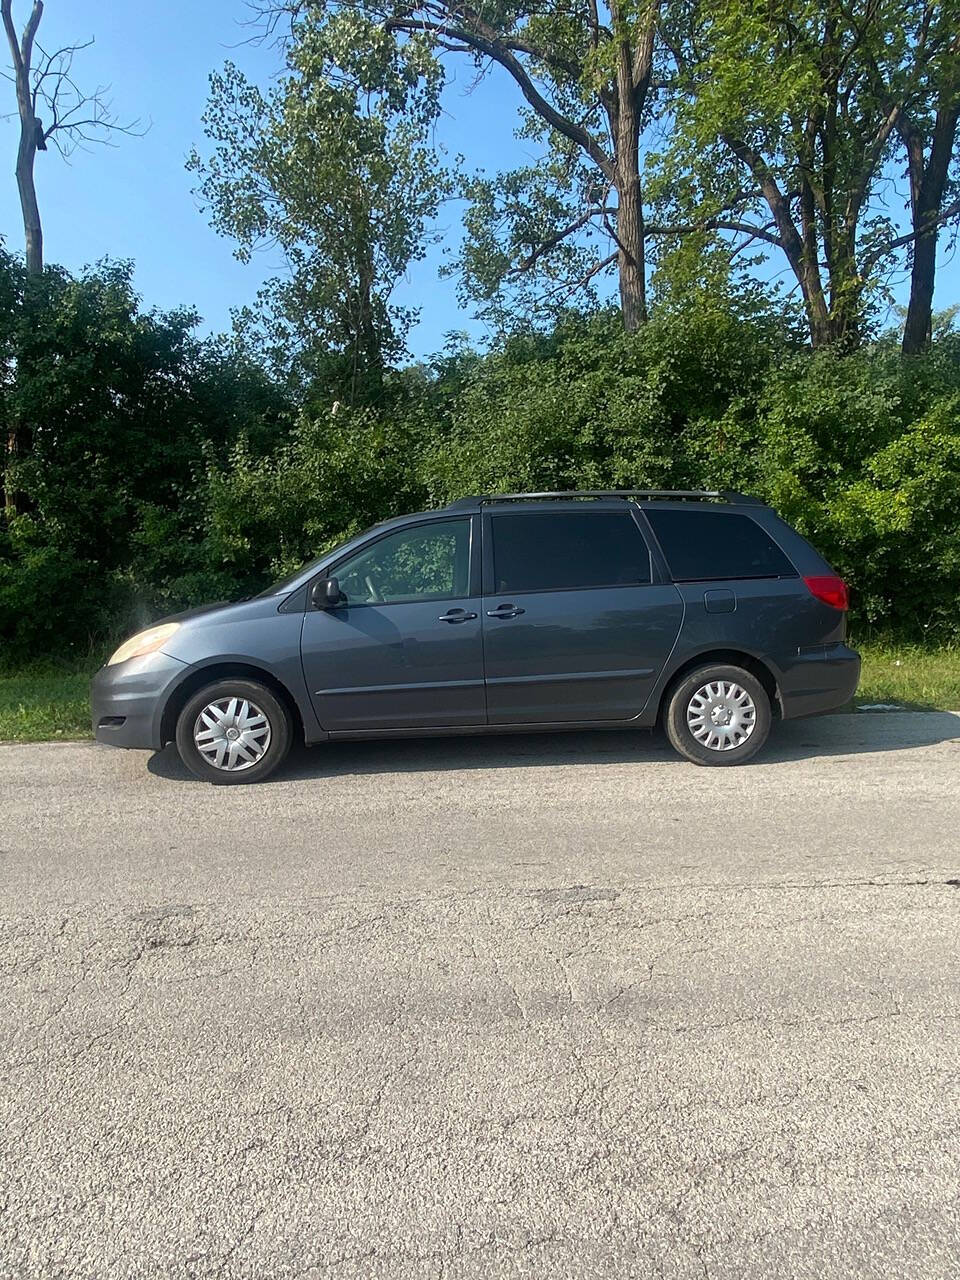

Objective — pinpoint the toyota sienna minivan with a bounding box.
[91,490,860,783]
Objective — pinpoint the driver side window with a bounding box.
[335,518,472,606]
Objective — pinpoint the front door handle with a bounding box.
[486,604,526,619]
[438,609,478,623]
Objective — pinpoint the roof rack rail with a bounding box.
[445,495,491,510]
[447,489,763,508]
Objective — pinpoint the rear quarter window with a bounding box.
[645,509,797,581]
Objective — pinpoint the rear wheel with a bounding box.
[175,679,292,785]
[664,664,771,766]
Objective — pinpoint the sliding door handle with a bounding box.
[485,604,525,619]
[438,609,478,623]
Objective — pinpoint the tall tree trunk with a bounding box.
[825,224,863,350]
[3,428,16,523]
[900,106,959,355]
[610,0,649,331]
[615,155,647,331]
[16,121,41,274]
[776,218,833,348]
[785,225,833,348]
[3,0,43,271]
[724,133,832,347]
[3,110,39,520]
[346,235,384,405]
[2,0,44,521]
[817,25,862,351]
[902,207,938,353]
[797,173,834,344]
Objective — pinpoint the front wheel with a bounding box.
[664,664,771,766]
[175,679,293,785]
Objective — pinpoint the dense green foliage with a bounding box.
[0,253,293,658]
[206,305,960,640]
[654,0,960,350]
[0,253,958,663]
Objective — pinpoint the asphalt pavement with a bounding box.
[2,711,960,1278]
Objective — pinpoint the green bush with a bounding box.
[1,261,958,660]
[750,344,960,638]
[201,395,436,594]
[0,253,293,661]
[197,308,960,643]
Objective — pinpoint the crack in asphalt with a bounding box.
[4,879,960,1276]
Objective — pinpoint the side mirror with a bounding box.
[312,577,343,609]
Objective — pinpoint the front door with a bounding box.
[301,515,485,732]
[481,508,683,723]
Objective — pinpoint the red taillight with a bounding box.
[804,575,849,611]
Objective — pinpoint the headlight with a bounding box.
[106,623,181,666]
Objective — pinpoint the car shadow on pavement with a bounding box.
[146,709,960,785]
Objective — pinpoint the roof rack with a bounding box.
[446,489,763,509]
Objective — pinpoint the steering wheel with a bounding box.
[364,573,384,604]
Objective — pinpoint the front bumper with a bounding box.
[90,651,188,750]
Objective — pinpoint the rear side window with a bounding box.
[490,511,651,593]
[645,509,796,581]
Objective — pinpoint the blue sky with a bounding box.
[2,0,956,359]
[0,0,533,356]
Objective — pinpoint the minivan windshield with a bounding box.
[255,527,376,597]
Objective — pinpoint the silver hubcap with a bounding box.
[686,680,757,752]
[193,697,271,771]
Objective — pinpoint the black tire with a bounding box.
[175,678,293,785]
[664,664,771,767]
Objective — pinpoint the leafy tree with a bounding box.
[257,0,664,333]
[189,8,449,399]
[0,253,293,657]
[655,0,960,352]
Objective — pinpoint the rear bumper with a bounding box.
[778,643,861,720]
[90,652,188,750]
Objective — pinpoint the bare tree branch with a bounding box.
[511,207,607,274]
[1,0,144,273]
[646,217,784,248]
[385,16,616,182]
[861,195,960,274]
[541,250,618,303]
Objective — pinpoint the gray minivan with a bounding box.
[91,491,860,783]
